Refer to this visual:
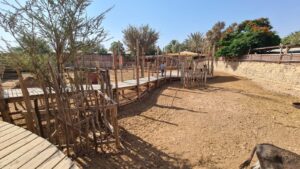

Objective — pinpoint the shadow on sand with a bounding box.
[208,75,240,84]
[119,83,207,120]
[76,127,191,169]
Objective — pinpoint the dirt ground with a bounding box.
[77,71,300,169]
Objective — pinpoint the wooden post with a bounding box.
[164,56,167,83]
[141,47,145,78]
[16,69,39,134]
[279,43,283,64]
[34,99,44,138]
[182,59,186,87]
[169,58,173,81]
[111,107,120,148]
[151,61,154,76]
[120,66,124,82]
[136,39,140,100]
[156,55,159,87]
[147,62,150,91]
[132,64,135,79]
[113,53,119,106]
[0,78,12,123]
[177,57,180,78]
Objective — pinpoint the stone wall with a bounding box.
[214,60,300,97]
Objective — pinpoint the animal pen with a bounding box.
[0,53,211,157]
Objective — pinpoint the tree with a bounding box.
[216,18,280,57]
[122,24,159,77]
[206,21,225,76]
[97,45,108,55]
[13,36,52,54]
[282,31,300,45]
[186,32,204,53]
[206,21,226,53]
[0,0,111,77]
[109,41,125,56]
[164,40,185,53]
[79,41,108,55]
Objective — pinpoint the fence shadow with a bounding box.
[77,127,191,169]
[119,83,206,119]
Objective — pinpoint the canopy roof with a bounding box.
[166,51,199,57]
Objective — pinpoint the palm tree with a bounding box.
[164,40,179,53]
[206,21,225,76]
[123,24,159,77]
[187,32,204,54]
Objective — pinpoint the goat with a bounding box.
[240,143,300,169]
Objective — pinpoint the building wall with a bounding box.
[214,60,300,97]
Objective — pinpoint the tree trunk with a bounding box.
[211,44,216,76]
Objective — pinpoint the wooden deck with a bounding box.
[0,121,79,169]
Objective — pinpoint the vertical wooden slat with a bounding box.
[0,79,12,123]
[113,51,119,107]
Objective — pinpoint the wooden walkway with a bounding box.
[0,121,79,169]
[2,74,180,102]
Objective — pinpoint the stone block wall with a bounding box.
[214,61,300,97]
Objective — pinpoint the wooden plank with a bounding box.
[0,137,44,168]
[6,89,11,99]
[0,122,12,132]
[19,144,59,169]
[0,134,38,159]
[36,150,66,169]
[0,130,32,150]
[2,90,9,99]
[10,89,15,98]
[0,128,27,143]
[6,137,51,168]
[0,122,9,128]
[70,163,80,169]
[16,89,22,97]
[53,156,74,169]
[0,125,19,137]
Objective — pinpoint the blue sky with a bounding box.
[1,0,300,49]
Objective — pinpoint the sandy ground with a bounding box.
[77,71,300,169]
[2,71,300,168]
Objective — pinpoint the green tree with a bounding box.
[186,32,204,53]
[109,41,125,56]
[164,40,185,53]
[282,31,300,45]
[122,24,159,55]
[79,41,108,55]
[97,45,108,55]
[216,18,280,57]
[122,24,159,77]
